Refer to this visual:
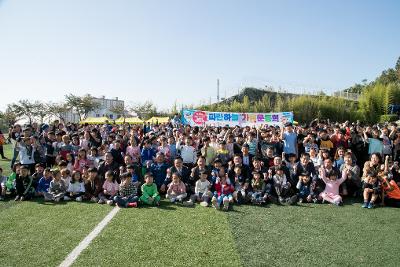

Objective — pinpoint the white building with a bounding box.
[61,96,125,123]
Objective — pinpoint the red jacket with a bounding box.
[214,182,234,196]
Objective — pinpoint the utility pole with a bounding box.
[217,79,220,102]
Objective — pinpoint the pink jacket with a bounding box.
[320,170,346,196]
[167,181,186,195]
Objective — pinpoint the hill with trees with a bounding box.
[197,57,400,124]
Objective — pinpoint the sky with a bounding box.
[0,0,399,111]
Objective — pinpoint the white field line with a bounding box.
[59,206,120,267]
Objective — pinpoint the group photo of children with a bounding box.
[1,117,400,210]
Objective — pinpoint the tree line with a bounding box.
[198,57,400,124]
[0,94,165,130]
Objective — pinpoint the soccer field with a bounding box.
[1,144,399,267]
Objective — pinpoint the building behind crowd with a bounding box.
[61,96,125,123]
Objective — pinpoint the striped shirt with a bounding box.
[119,183,137,197]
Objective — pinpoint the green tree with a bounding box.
[65,94,101,120]
[130,101,157,120]
[47,102,70,121]
[8,100,36,124]
[0,108,19,129]
[273,93,285,112]
[31,101,50,123]
[109,103,126,119]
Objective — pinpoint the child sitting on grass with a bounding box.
[5,162,21,197]
[166,172,188,204]
[212,174,234,211]
[44,169,66,202]
[232,166,248,204]
[0,167,7,200]
[362,170,381,209]
[99,170,119,205]
[273,166,296,205]
[140,173,160,206]
[114,172,138,208]
[84,167,102,203]
[15,165,35,201]
[296,171,314,203]
[36,168,52,198]
[319,168,347,206]
[187,170,212,207]
[65,170,85,202]
[250,171,266,205]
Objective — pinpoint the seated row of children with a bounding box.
[1,152,398,210]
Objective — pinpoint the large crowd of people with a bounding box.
[1,117,400,209]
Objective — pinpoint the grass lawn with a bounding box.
[1,142,399,266]
[228,201,400,266]
[72,203,241,267]
[0,200,113,266]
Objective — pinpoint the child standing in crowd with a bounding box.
[44,169,66,202]
[65,171,85,201]
[74,149,90,172]
[140,173,160,206]
[126,136,141,163]
[176,136,197,169]
[216,141,230,166]
[114,172,138,208]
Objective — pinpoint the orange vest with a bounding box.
[383,179,400,200]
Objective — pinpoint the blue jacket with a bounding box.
[141,147,157,165]
[148,163,170,187]
[36,176,52,193]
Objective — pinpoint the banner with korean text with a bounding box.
[181,109,293,127]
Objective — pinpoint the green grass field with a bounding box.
[1,143,399,267]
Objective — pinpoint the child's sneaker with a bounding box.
[367,202,374,209]
[76,196,82,202]
[183,200,194,206]
[127,202,138,208]
[362,202,369,208]
[14,195,20,201]
[278,197,285,204]
[211,197,217,208]
[170,197,176,203]
[223,199,230,211]
[63,196,71,201]
[155,201,160,207]
[98,198,105,204]
[237,193,244,204]
[298,198,303,204]
[106,200,113,205]
[287,195,298,205]
[200,201,208,207]
[54,197,60,202]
